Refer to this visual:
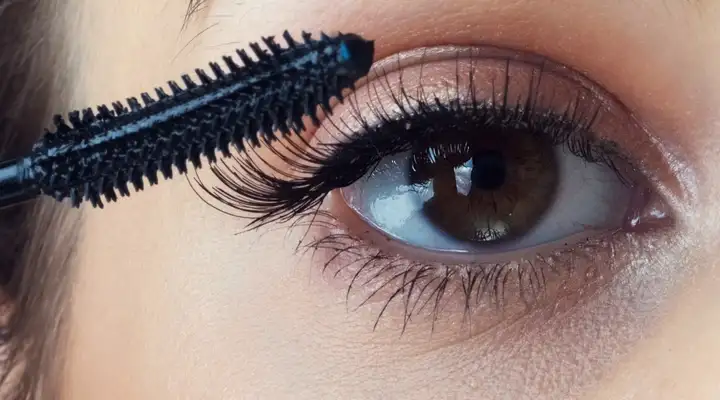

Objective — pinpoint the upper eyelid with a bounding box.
[365,46,616,105]
[353,46,633,137]
[327,0,702,153]
[313,47,697,222]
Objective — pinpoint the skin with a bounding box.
[59,0,720,398]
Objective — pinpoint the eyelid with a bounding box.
[313,45,694,224]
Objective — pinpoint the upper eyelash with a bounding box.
[198,56,633,228]
[288,209,618,333]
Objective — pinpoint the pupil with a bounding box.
[471,150,506,190]
[408,131,559,244]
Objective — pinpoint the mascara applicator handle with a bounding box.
[0,158,39,208]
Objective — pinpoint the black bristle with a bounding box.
[145,162,159,185]
[84,181,101,207]
[10,31,375,209]
[262,36,283,56]
[130,169,144,191]
[236,49,254,67]
[196,68,213,85]
[103,184,118,202]
[301,31,312,44]
[97,105,113,119]
[217,132,231,157]
[127,97,142,112]
[209,62,225,78]
[112,102,126,115]
[181,74,197,89]
[174,153,188,174]
[82,108,96,124]
[69,187,80,206]
[249,42,269,61]
[188,148,202,169]
[168,81,183,95]
[141,92,155,105]
[116,179,130,197]
[318,85,331,113]
[259,115,274,139]
[53,115,70,133]
[282,31,296,48]
[204,142,217,163]
[160,158,173,179]
[68,111,82,128]
[155,87,169,99]
[222,56,240,72]
[274,108,290,135]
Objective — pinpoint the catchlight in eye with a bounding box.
[408,127,559,243]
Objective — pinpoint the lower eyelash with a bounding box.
[293,209,622,332]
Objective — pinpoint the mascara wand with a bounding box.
[0,31,374,209]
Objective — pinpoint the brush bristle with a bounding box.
[29,31,375,208]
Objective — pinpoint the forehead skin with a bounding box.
[62,0,720,399]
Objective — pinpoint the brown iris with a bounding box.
[410,129,559,243]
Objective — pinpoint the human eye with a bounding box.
[197,44,678,333]
[338,49,647,255]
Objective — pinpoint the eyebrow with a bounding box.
[183,0,209,30]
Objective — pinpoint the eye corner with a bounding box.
[621,183,677,234]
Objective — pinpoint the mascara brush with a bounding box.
[0,31,374,209]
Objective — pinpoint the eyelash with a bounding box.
[195,55,639,329]
[183,0,209,30]
[295,210,622,331]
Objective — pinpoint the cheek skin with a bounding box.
[589,267,720,399]
[62,0,720,400]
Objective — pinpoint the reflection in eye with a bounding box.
[411,130,559,243]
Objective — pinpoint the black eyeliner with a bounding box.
[0,30,374,208]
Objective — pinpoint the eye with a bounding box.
[341,136,631,257]
[316,46,670,267]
